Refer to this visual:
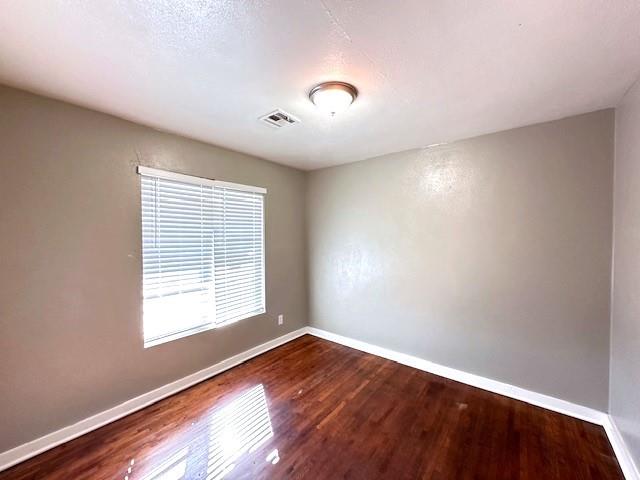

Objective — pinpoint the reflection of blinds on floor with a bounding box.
[139,166,265,346]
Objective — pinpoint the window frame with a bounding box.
[138,166,267,348]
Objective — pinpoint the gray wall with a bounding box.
[611,78,640,465]
[0,85,308,452]
[307,111,614,410]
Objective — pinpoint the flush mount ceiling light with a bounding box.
[309,81,358,115]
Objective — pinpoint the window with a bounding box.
[139,166,265,347]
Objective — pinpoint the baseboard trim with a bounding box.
[0,327,308,473]
[603,416,640,480]
[306,327,639,480]
[306,327,606,423]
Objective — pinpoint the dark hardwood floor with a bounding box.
[0,335,623,479]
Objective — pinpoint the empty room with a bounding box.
[1,1,639,479]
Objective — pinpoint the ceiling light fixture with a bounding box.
[309,81,358,115]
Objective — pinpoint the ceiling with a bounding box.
[1,1,640,170]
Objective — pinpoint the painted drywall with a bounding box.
[0,85,307,452]
[307,111,614,410]
[611,78,640,466]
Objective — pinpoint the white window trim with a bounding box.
[138,165,267,348]
[137,166,267,194]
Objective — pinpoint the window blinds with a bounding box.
[213,185,265,325]
[139,166,265,346]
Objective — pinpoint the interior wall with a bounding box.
[0,85,308,452]
[611,78,640,465]
[307,110,614,410]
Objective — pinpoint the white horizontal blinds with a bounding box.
[212,185,265,325]
[139,167,266,345]
[141,174,215,344]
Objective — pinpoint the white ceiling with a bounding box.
[2,1,640,170]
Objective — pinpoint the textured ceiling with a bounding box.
[1,1,640,170]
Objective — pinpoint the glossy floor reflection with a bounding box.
[0,335,624,480]
[129,384,273,480]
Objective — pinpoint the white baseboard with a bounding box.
[0,327,308,473]
[306,327,639,480]
[603,416,640,480]
[306,327,606,423]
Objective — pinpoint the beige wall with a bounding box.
[0,85,308,452]
[307,110,614,410]
[611,78,640,465]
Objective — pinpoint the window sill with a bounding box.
[143,308,266,348]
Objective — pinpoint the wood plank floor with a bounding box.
[0,335,623,479]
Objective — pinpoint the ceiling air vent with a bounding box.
[259,109,300,128]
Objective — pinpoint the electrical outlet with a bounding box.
[277,314,284,325]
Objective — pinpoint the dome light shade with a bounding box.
[309,82,358,115]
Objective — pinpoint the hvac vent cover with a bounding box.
[259,109,300,128]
